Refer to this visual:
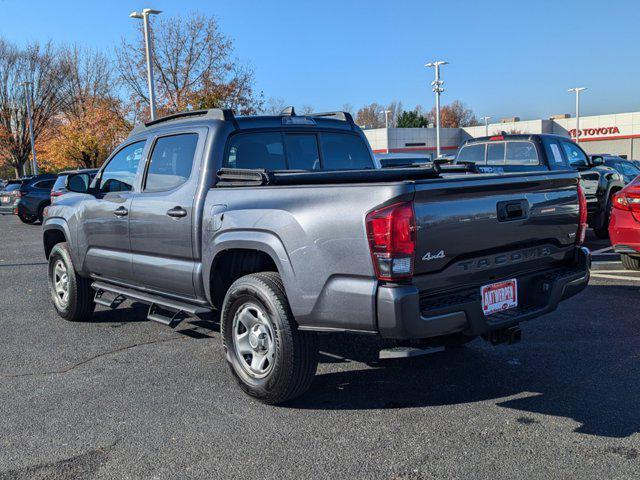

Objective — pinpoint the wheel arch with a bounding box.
[204,231,296,310]
[43,228,67,259]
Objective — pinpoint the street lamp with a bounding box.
[383,110,392,129]
[480,116,491,137]
[425,60,448,158]
[130,8,162,121]
[20,81,38,175]
[568,87,587,143]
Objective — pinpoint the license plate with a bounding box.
[481,279,518,315]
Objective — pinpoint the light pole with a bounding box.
[384,110,391,129]
[426,61,448,158]
[130,8,162,121]
[480,116,491,137]
[20,81,38,175]
[568,87,587,143]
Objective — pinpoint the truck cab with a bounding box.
[455,133,625,238]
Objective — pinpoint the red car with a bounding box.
[609,176,640,270]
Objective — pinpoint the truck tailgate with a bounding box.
[411,171,580,293]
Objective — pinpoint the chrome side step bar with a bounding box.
[91,281,212,328]
[379,345,445,360]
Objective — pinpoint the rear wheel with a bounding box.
[221,272,318,404]
[37,203,49,223]
[621,254,640,271]
[48,242,95,321]
[18,211,37,224]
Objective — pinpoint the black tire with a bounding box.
[593,195,614,239]
[48,242,95,321]
[18,211,37,224]
[37,203,49,223]
[621,254,640,271]
[221,272,318,404]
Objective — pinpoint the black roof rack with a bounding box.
[129,108,236,136]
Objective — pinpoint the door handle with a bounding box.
[113,206,128,217]
[167,206,187,218]
[497,200,528,222]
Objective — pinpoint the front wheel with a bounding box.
[48,242,95,321]
[221,272,318,404]
[594,195,614,239]
[621,254,640,271]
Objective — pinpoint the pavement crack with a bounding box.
[0,336,185,379]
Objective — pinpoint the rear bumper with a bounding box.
[0,204,16,215]
[377,247,591,340]
[609,209,640,255]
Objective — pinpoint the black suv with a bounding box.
[456,133,625,238]
[13,174,57,224]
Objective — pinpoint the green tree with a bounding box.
[396,110,428,128]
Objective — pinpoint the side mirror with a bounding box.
[66,173,91,193]
[591,155,604,166]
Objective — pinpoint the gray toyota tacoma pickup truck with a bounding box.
[43,109,591,404]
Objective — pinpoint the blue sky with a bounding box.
[4,0,640,119]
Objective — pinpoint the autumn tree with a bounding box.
[117,12,262,120]
[0,39,69,177]
[39,47,130,171]
[427,100,479,128]
[356,103,384,128]
[263,97,288,115]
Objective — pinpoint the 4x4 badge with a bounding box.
[422,250,445,261]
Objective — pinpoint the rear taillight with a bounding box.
[50,191,63,197]
[577,183,588,245]
[366,202,416,281]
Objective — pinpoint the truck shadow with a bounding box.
[291,284,640,439]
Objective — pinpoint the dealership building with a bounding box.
[364,111,640,159]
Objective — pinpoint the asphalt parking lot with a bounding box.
[0,215,638,479]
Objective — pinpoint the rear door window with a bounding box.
[505,141,538,165]
[542,138,569,168]
[456,144,486,164]
[319,133,373,170]
[561,141,588,168]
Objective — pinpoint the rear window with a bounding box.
[3,183,21,192]
[505,141,538,165]
[225,132,373,171]
[285,134,320,170]
[32,179,55,190]
[53,175,68,191]
[456,144,486,163]
[486,143,506,165]
[319,133,373,170]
